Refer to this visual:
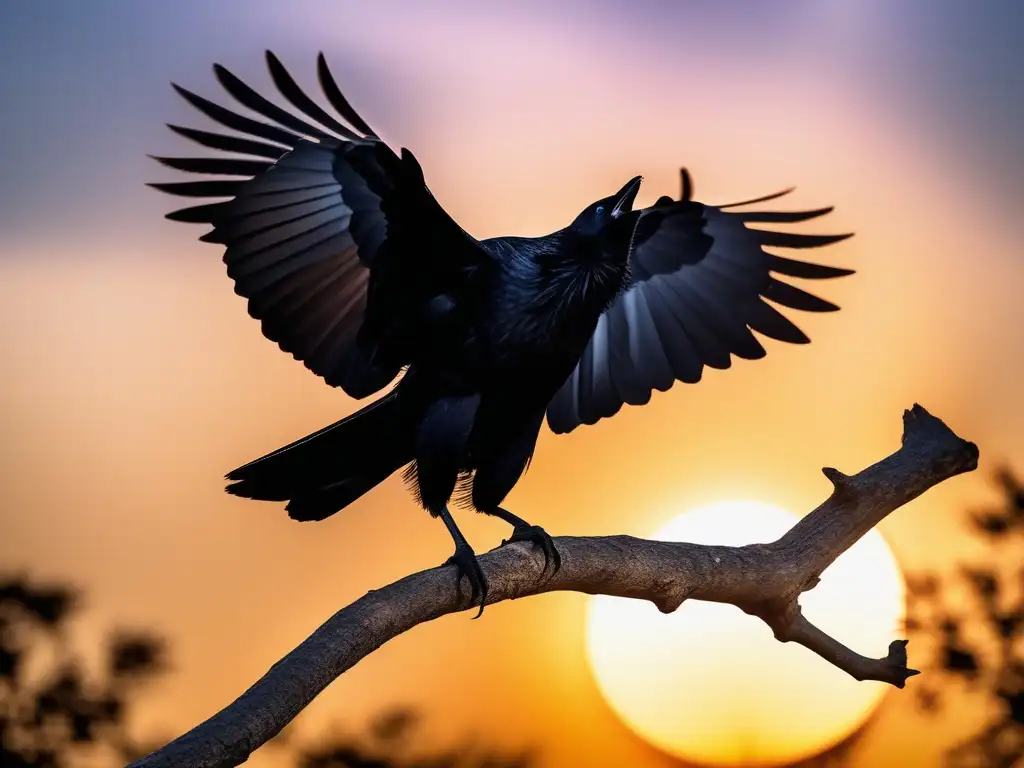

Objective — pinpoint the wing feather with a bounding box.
[265,51,366,141]
[170,83,304,146]
[641,285,704,383]
[150,52,485,399]
[165,124,287,158]
[149,155,273,177]
[607,297,654,406]
[147,179,247,197]
[547,169,853,433]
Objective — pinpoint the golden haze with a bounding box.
[2,48,1023,768]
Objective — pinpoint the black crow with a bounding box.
[150,52,854,615]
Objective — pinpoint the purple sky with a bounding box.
[1,0,1021,253]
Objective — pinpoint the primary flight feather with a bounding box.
[150,51,854,614]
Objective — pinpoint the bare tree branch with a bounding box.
[130,404,979,768]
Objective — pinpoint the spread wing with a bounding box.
[546,168,854,434]
[149,51,488,399]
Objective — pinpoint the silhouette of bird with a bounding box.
[150,52,854,614]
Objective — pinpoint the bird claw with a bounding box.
[503,524,562,576]
[445,543,488,618]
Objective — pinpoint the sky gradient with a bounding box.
[2,2,1023,766]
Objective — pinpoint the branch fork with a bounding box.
[131,404,978,768]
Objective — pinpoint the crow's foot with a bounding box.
[502,522,562,576]
[445,543,488,618]
[437,505,489,618]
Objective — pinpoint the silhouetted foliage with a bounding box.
[1,575,526,768]
[907,466,1024,766]
[0,574,168,767]
[274,702,879,768]
[781,729,866,768]
[283,707,532,768]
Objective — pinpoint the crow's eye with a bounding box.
[596,205,606,216]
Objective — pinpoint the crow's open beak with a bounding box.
[610,176,643,218]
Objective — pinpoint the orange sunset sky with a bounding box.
[2,1,1023,766]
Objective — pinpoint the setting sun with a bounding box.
[585,500,906,767]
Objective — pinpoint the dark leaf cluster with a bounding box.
[287,708,532,768]
[0,575,167,767]
[906,467,1024,766]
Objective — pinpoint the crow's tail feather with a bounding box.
[225,389,413,521]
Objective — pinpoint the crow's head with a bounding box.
[570,175,643,262]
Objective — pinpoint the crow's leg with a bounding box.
[489,506,561,575]
[413,394,487,617]
[470,408,559,575]
[437,504,488,618]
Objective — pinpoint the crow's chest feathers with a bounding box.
[488,252,627,374]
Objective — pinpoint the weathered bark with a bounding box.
[130,404,979,768]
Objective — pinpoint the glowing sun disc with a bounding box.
[585,500,905,767]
